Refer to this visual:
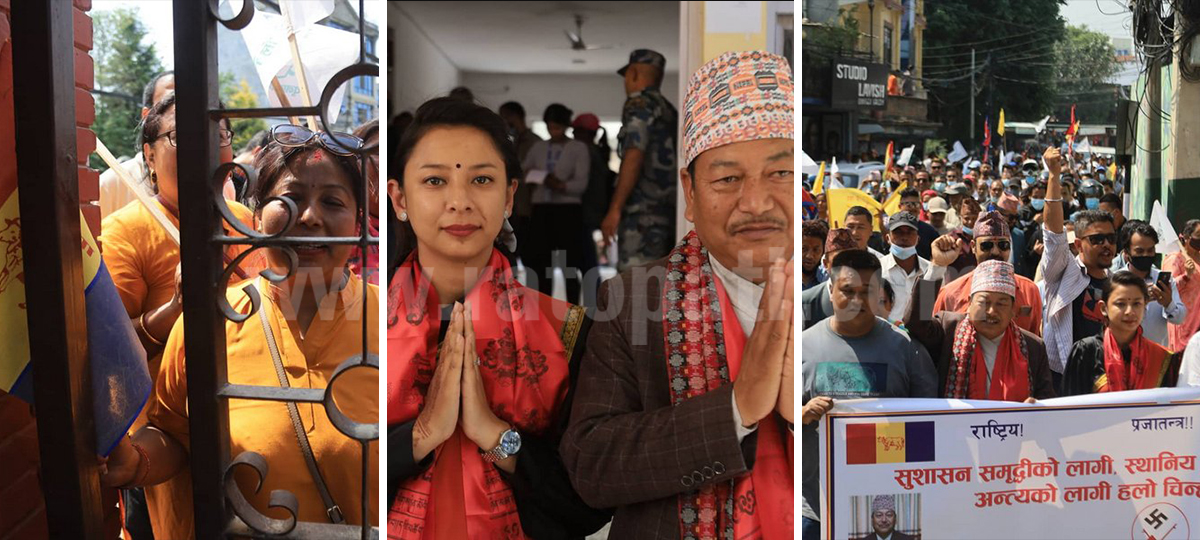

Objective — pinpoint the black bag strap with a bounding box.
[256,287,345,524]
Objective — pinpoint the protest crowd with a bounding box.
[800,140,1200,539]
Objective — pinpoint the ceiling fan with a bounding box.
[558,15,613,51]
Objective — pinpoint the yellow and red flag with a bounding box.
[884,141,895,173]
[846,421,935,465]
[827,187,884,232]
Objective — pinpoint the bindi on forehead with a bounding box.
[307,149,326,165]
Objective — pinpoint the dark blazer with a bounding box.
[560,258,766,539]
[905,277,1056,400]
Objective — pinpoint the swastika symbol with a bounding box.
[1146,509,1170,529]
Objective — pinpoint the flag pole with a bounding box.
[279,0,320,132]
[270,78,304,126]
[93,137,180,245]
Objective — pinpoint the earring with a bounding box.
[399,211,408,222]
[504,210,511,218]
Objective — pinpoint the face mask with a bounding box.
[890,243,917,260]
[933,182,946,192]
[1085,197,1100,210]
[962,226,974,237]
[1129,255,1155,273]
[989,196,1000,204]
[1190,238,1200,251]
[1031,198,1045,211]
[923,202,930,211]
[1024,175,1036,186]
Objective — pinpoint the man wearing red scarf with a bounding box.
[561,50,795,539]
[906,253,1055,401]
[1063,271,1183,395]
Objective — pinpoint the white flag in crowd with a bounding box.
[238,6,359,123]
[947,141,968,163]
[281,0,335,33]
[898,145,915,166]
[1035,115,1050,134]
[1151,201,1181,254]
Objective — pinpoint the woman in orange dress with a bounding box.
[100,128,378,539]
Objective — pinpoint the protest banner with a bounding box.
[817,388,1200,539]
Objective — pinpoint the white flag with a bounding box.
[1035,115,1051,134]
[801,151,818,168]
[1004,151,1016,165]
[898,145,915,166]
[947,141,968,163]
[1151,201,1181,254]
[1075,138,1092,154]
[830,157,840,175]
[280,0,335,33]
[239,7,360,123]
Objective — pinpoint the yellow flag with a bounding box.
[827,187,884,232]
[997,109,1006,137]
[813,161,826,194]
[882,181,910,216]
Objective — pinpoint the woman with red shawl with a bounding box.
[1063,271,1183,395]
[385,97,611,539]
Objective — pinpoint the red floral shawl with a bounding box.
[663,231,793,540]
[387,249,569,539]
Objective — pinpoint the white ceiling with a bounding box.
[393,1,681,75]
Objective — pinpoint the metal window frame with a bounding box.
[173,1,378,538]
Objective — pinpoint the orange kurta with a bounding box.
[100,197,261,381]
[100,198,262,538]
[146,275,379,539]
[933,270,1043,336]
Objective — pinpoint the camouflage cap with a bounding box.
[617,49,666,76]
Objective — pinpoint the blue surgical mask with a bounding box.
[890,243,917,260]
[1031,198,1045,211]
[933,182,947,192]
[1086,197,1100,210]
[922,202,930,211]
[962,226,974,237]
[1024,175,1036,186]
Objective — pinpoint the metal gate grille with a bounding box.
[173,1,378,538]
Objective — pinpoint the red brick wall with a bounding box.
[0,0,105,537]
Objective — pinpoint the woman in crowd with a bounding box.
[521,103,591,303]
[100,128,379,537]
[1166,219,1200,352]
[1063,271,1182,395]
[386,97,610,539]
[98,92,260,538]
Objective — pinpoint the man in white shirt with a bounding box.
[1119,221,1186,348]
[879,210,929,322]
[98,71,173,219]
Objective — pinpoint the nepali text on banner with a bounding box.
[818,389,1200,540]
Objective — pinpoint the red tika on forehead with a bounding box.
[307,149,326,164]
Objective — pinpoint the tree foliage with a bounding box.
[922,0,1066,145]
[219,73,268,153]
[90,8,164,172]
[1052,25,1120,124]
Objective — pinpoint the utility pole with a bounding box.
[1168,6,1200,223]
[970,48,975,148]
[1141,8,1162,221]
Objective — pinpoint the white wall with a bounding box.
[390,3,461,112]
[460,71,682,126]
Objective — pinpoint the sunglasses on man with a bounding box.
[1081,233,1117,246]
[978,240,1011,252]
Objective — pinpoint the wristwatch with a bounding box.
[482,427,522,463]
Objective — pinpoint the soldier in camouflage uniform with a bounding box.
[602,49,678,271]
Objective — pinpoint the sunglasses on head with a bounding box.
[271,124,364,156]
[1082,233,1117,246]
[979,240,1011,252]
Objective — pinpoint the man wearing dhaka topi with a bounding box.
[562,50,795,539]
